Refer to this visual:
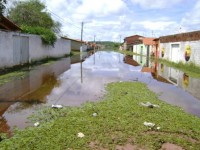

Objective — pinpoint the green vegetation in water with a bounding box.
[71,51,81,56]
[1,82,200,149]
[0,50,73,87]
[118,50,146,56]
[0,71,26,86]
[158,58,200,79]
[114,50,200,79]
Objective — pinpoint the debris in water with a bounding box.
[77,132,85,138]
[34,122,40,127]
[144,122,155,127]
[140,102,160,108]
[52,104,63,108]
[92,113,97,117]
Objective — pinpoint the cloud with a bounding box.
[181,0,200,31]
[130,0,183,9]
[140,21,177,31]
[72,0,126,20]
[9,0,198,41]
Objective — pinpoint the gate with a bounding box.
[13,35,29,65]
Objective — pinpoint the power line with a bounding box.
[46,8,81,30]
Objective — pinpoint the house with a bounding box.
[159,31,200,65]
[132,37,156,66]
[61,37,87,51]
[0,15,21,31]
[123,35,143,51]
[152,38,160,59]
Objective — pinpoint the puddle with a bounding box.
[0,51,200,134]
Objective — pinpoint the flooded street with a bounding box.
[0,51,200,134]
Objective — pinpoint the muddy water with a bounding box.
[0,51,200,134]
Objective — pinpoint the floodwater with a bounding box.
[0,51,200,134]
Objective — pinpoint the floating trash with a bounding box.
[52,104,63,108]
[143,122,155,127]
[140,102,160,108]
[77,132,85,138]
[92,113,97,117]
[34,122,40,127]
[157,127,161,130]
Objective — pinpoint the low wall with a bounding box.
[0,30,71,68]
[29,34,71,62]
[0,31,15,67]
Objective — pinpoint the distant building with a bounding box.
[123,35,143,51]
[0,15,21,31]
[61,37,87,51]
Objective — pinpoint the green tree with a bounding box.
[0,0,6,14]
[8,0,61,45]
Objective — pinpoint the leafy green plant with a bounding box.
[21,25,57,46]
[1,82,200,149]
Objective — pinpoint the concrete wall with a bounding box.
[71,40,87,51]
[133,44,152,56]
[0,31,15,67]
[0,30,71,68]
[29,34,71,61]
[160,40,200,66]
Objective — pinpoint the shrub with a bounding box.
[21,25,57,46]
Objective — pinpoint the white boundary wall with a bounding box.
[0,30,71,68]
[160,40,200,66]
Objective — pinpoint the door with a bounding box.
[13,35,29,65]
[171,44,180,63]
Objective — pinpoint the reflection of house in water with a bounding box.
[123,55,140,66]
[157,63,200,99]
[0,58,71,133]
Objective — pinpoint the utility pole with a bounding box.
[94,35,96,43]
[81,22,84,42]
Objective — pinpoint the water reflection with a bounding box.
[1,51,200,135]
[130,55,200,100]
[0,57,71,133]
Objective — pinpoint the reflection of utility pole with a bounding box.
[80,22,84,83]
[80,61,83,83]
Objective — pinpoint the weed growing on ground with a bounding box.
[0,82,200,149]
[0,71,26,86]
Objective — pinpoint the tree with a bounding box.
[8,0,61,45]
[8,0,60,32]
[0,0,6,14]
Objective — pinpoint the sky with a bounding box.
[7,0,200,42]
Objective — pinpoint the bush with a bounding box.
[21,25,57,46]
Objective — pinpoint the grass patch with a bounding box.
[71,51,81,56]
[116,50,146,57]
[0,71,26,86]
[0,82,200,149]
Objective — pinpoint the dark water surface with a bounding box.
[0,51,200,134]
